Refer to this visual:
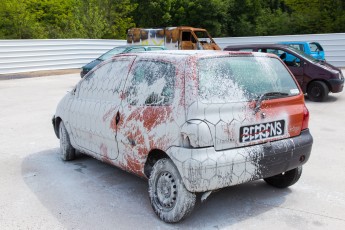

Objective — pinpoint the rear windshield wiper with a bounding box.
[254,92,289,114]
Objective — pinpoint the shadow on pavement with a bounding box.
[0,69,80,80]
[305,94,339,103]
[22,148,291,229]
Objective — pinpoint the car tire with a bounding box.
[307,81,329,102]
[264,166,302,188]
[59,121,76,161]
[148,158,196,223]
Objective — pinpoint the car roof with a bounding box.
[280,41,309,44]
[116,50,277,59]
[114,45,165,48]
[225,43,291,49]
[224,43,310,55]
[279,41,321,45]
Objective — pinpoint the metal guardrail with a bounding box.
[0,33,344,74]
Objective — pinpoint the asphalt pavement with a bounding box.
[0,72,345,230]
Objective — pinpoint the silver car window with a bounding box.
[126,60,175,106]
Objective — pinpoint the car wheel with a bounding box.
[307,81,329,102]
[148,158,196,223]
[59,121,76,161]
[264,166,302,188]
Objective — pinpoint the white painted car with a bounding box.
[52,50,313,222]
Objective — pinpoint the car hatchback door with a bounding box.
[192,55,304,150]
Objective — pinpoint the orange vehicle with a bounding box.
[127,26,221,50]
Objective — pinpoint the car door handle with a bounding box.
[115,111,120,125]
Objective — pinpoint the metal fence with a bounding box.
[0,39,126,74]
[1,33,345,74]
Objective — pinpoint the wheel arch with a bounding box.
[53,116,62,138]
[307,79,331,92]
[144,149,170,178]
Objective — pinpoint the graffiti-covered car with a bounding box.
[52,51,313,223]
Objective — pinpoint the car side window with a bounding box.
[239,48,253,52]
[299,44,304,51]
[309,43,321,52]
[262,49,301,67]
[149,47,165,51]
[287,44,304,51]
[78,59,132,100]
[126,60,175,106]
[128,47,146,52]
[259,48,281,56]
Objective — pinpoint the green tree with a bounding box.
[0,0,46,38]
[78,0,107,38]
[101,0,137,39]
[255,8,292,35]
[283,0,345,34]
[226,0,263,36]
[0,0,344,39]
[132,0,174,27]
[174,0,229,36]
[26,0,82,38]
[132,0,228,37]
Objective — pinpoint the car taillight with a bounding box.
[301,105,309,130]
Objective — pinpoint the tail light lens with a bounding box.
[301,105,310,130]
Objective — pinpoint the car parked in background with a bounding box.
[53,50,313,222]
[224,44,344,102]
[80,45,166,77]
[279,41,325,60]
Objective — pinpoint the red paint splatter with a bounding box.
[141,107,172,131]
[103,107,116,122]
[100,143,108,156]
[125,154,145,177]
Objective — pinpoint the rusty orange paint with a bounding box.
[142,107,172,131]
[125,154,145,177]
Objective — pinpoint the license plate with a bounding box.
[240,120,285,143]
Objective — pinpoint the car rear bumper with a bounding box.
[168,129,313,192]
[329,78,344,93]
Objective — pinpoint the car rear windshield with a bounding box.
[197,56,300,103]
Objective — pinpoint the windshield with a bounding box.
[99,47,127,61]
[198,56,300,103]
[286,46,319,62]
